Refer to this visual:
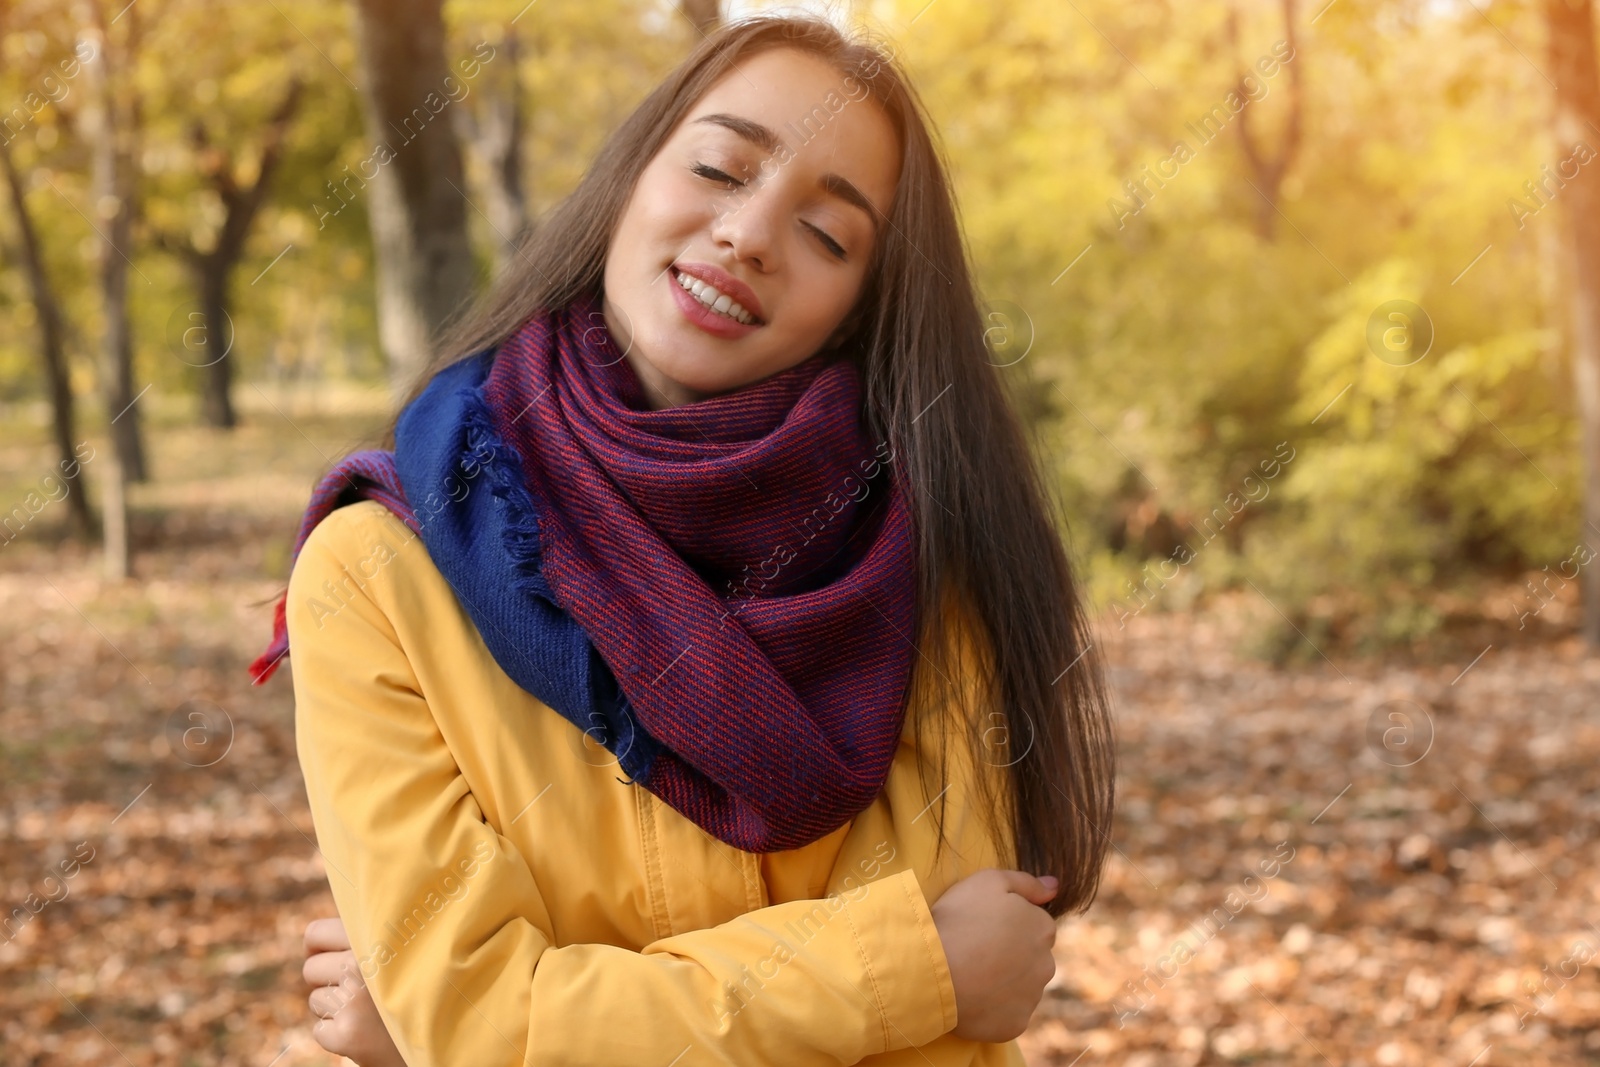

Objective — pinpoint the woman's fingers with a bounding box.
[300,926,405,1067]
[309,984,359,1019]
[312,1012,358,1057]
[933,867,1065,1043]
[310,981,408,1067]
[303,947,360,988]
[303,916,350,955]
[313,1006,379,1060]
[993,868,1059,905]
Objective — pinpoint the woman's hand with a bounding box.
[302,917,407,1067]
[929,868,1060,1043]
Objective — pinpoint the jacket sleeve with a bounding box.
[287,507,964,1067]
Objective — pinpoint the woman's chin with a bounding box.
[647,360,760,403]
[672,377,747,405]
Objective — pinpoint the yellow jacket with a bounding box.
[288,498,1030,1066]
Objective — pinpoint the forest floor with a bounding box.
[2,395,1597,1066]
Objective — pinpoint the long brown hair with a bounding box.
[386,14,1115,917]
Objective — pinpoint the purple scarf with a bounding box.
[251,291,919,852]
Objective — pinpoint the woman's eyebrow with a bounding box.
[691,111,882,233]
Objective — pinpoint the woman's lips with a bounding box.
[669,267,764,340]
[672,262,766,322]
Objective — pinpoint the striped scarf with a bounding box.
[250,291,918,852]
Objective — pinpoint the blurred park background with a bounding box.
[3,0,1600,1063]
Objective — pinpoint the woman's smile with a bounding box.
[668,263,766,340]
[671,262,766,325]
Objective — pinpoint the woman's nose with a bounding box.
[709,182,780,272]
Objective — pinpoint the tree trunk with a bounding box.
[0,142,95,539]
[1230,0,1302,241]
[456,26,529,277]
[166,80,300,429]
[1545,0,1600,647]
[101,449,128,582]
[350,0,478,391]
[197,263,236,427]
[81,4,148,492]
[79,3,141,579]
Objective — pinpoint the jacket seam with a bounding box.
[901,869,955,1032]
[841,889,892,1051]
[742,851,763,912]
[636,788,674,940]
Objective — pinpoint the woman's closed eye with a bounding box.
[691,162,848,260]
[802,213,850,261]
[691,161,746,189]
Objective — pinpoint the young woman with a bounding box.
[251,15,1115,1066]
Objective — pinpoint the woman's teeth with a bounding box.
[674,269,758,326]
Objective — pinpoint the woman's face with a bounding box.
[601,47,901,409]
